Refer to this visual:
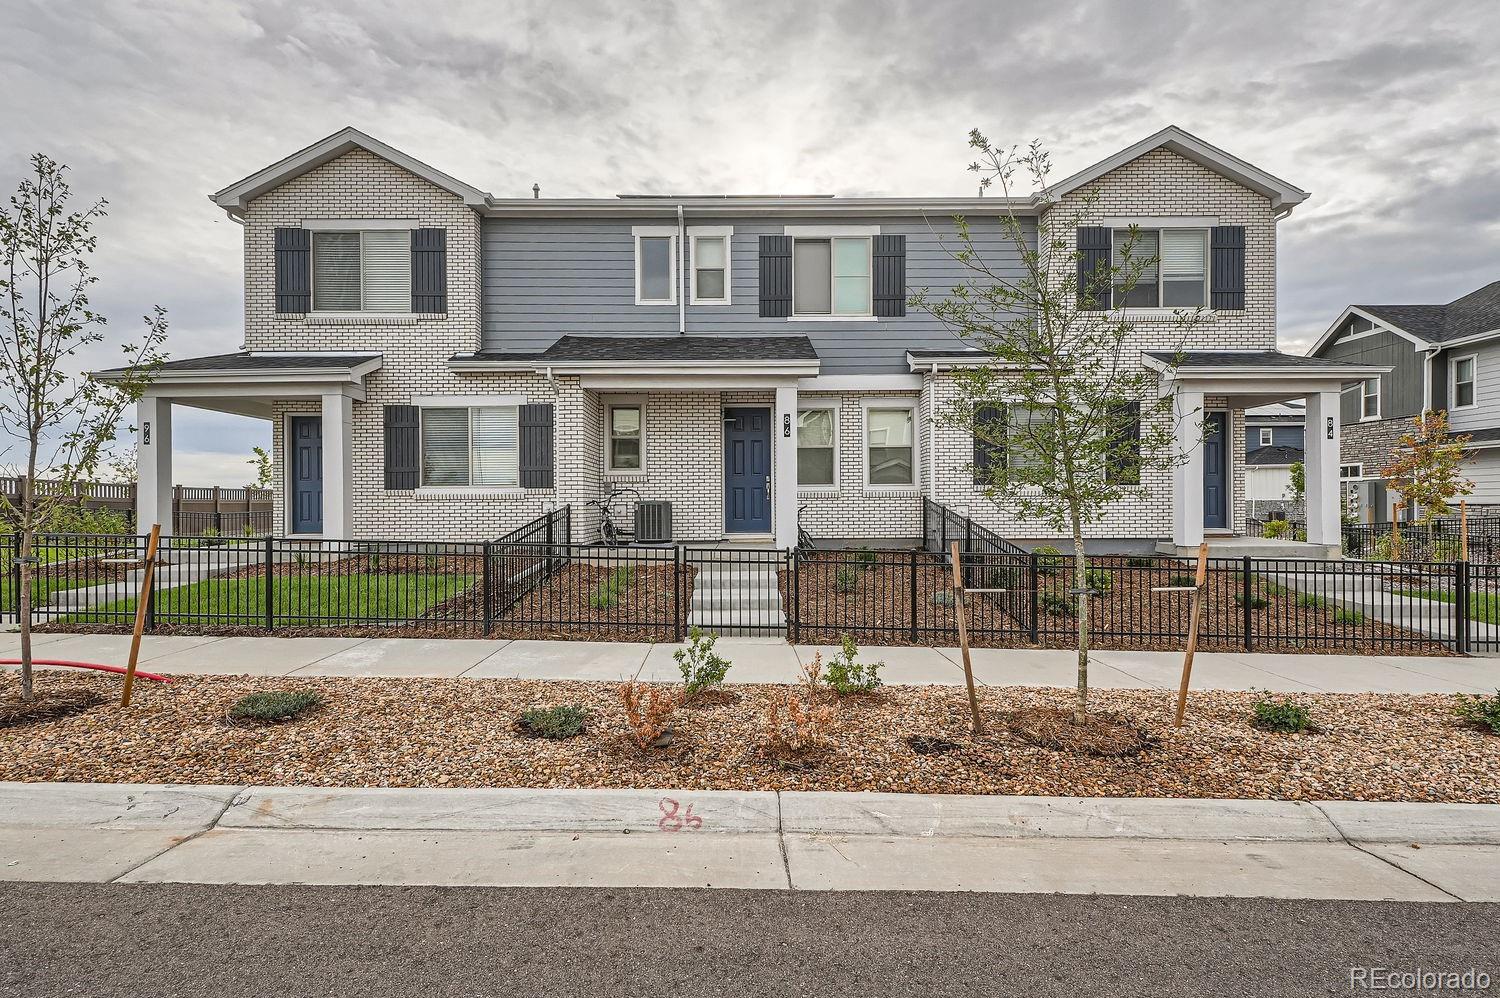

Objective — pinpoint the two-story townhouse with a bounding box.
[1244,401,1305,518]
[97,125,1375,555]
[1308,280,1500,519]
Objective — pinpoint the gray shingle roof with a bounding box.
[464,335,818,364]
[96,352,380,376]
[1358,280,1500,344]
[1145,350,1379,370]
[1247,445,1303,466]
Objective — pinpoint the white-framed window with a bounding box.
[419,402,520,488]
[606,403,644,473]
[311,229,411,312]
[633,227,677,305]
[1006,405,1053,472]
[796,405,838,488]
[1258,427,1274,447]
[863,402,915,487]
[1112,227,1208,308]
[1361,377,1380,420]
[1452,354,1477,409]
[1340,463,1364,480]
[690,228,732,304]
[793,236,872,316]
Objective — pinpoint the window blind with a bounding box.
[312,232,361,311]
[421,408,469,486]
[360,230,411,311]
[470,406,519,486]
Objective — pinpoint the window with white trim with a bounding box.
[1361,377,1380,420]
[1112,227,1207,308]
[1340,463,1364,479]
[794,237,872,316]
[1006,406,1052,471]
[690,233,730,304]
[865,405,914,486]
[634,233,676,305]
[1258,427,1274,447]
[797,407,837,487]
[312,230,410,312]
[607,404,644,472]
[1453,355,1477,409]
[420,406,519,487]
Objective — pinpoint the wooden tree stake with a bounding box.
[1173,541,1210,728]
[949,542,984,736]
[121,524,161,707]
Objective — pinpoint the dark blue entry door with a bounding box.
[724,407,771,534]
[290,415,323,534]
[1203,411,1227,530]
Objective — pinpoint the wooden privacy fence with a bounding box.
[0,477,273,536]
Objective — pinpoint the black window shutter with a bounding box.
[1210,226,1245,310]
[1076,226,1112,311]
[274,227,311,314]
[759,235,793,317]
[411,228,447,313]
[519,403,555,489]
[972,404,1007,484]
[1106,402,1142,486]
[383,405,420,489]
[872,234,907,317]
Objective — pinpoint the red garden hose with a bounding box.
[0,659,174,683]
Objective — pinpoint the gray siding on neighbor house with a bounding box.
[1321,326,1423,424]
[1441,339,1500,434]
[480,214,1034,374]
[1246,423,1303,454]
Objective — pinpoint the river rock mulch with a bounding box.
[1,672,1495,802]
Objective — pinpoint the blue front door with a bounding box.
[723,407,771,534]
[1203,411,1227,530]
[290,415,323,534]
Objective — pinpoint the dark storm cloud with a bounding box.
[1,0,1496,477]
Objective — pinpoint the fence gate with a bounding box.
[682,547,788,639]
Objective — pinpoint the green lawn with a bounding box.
[0,543,133,611]
[65,572,477,625]
[1392,588,1500,624]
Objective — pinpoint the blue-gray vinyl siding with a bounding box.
[481,215,1034,375]
[1246,424,1303,455]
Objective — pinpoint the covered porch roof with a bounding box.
[1144,350,1390,407]
[91,352,382,418]
[450,334,821,388]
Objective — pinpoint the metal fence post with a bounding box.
[909,549,919,642]
[1242,555,1253,651]
[789,549,800,645]
[673,544,684,641]
[264,534,275,630]
[920,499,929,552]
[1455,559,1471,655]
[482,540,494,635]
[143,534,156,633]
[1028,551,1040,643]
[8,532,18,619]
[212,485,223,535]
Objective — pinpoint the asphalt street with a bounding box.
[2,882,1497,997]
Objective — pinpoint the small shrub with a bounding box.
[1251,694,1314,733]
[853,546,879,569]
[1262,518,1289,539]
[1084,568,1114,595]
[833,567,858,593]
[618,678,678,749]
[1428,537,1463,562]
[1259,578,1290,596]
[822,634,883,694]
[1032,545,1064,573]
[1169,573,1198,588]
[1333,607,1364,625]
[1373,534,1404,562]
[930,590,955,607]
[589,565,635,609]
[762,688,836,759]
[1295,592,1325,609]
[515,705,587,739]
[673,626,731,696]
[1454,691,1500,735]
[1125,556,1155,568]
[1234,592,1269,609]
[42,505,130,535]
[242,523,258,536]
[1038,591,1074,617]
[229,690,323,723]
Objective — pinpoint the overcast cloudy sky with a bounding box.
[3,0,1498,484]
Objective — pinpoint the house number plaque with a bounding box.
[784,413,792,438]
[1326,417,1334,440]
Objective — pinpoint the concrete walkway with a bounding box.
[3,782,1498,900]
[2,629,1494,693]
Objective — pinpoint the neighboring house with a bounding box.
[97,125,1375,554]
[1244,401,1304,519]
[1308,280,1500,520]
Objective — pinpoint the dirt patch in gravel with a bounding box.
[0,688,106,729]
[2,672,1494,802]
[783,553,1453,655]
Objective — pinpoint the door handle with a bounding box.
[765,475,771,496]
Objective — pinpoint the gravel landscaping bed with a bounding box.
[3,673,1495,802]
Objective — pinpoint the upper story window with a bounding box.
[1112,228,1207,308]
[634,228,677,305]
[421,404,519,488]
[1258,427,1274,447]
[1341,463,1364,479]
[312,230,411,312]
[607,403,644,473]
[1361,377,1380,420]
[794,237,871,316]
[690,230,731,304]
[864,404,915,487]
[797,406,837,487]
[1453,355,1477,409]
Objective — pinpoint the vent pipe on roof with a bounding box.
[532,183,540,199]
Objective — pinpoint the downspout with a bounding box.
[677,203,686,334]
[928,362,939,502]
[1422,347,1439,415]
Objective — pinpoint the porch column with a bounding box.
[321,390,354,539]
[135,395,173,536]
[1304,390,1341,547]
[1172,388,1205,548]
[773,383,799,549]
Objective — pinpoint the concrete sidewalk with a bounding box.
[3,782,1498,900]
[3,628,1494,693]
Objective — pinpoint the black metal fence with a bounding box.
[1341,517,1500,564]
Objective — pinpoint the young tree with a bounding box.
[1379,411,1473,539]
[913,132,1205,723]
[0,155,167,702]
[245,444,271,491]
